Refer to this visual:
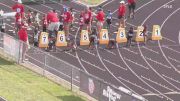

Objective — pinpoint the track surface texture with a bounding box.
[1,0,180,101]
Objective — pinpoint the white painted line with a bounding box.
[179,30,180,45]
[142,46,159,54]
[117,76,156,95]
[141,75,175,91]
[122,47,139,55]
[81,58,106,71]
[124,57,149,70]
[144,56,171,69]
[103,59,127,70]
[102,0,115,7]
[162,45,180,54]
[162,74,180,84]
[64,51,77,58]
[168,57,180,64]
[142,91,180,96]
[99,47,117,56]
[78,47,96,56]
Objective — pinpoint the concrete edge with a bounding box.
[72,0,108,7]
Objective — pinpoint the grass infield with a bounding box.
[0,57,86,101]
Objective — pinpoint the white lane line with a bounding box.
[78,47,96,56]
[124,57,149,70]
[96,44,141,96]
[138,0,180,97]
[64,51,77,58]
[116,44,162,100]
[142,46,159,54]
[74,27,89,73]
[122,47,139,55]
[99,47,117,56]
[142,92,180,96]
[102,0,115,7]
[162,37,176,43]
[117,76,160,97]
[162,74,180,84]
[168,57,180,64]
[144,56,171,69]
[141,75,175,92]
[179,30,180,45]
[162,45,180,54]
[81,58,106,72]
[103,59,127,70]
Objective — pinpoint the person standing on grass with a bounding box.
[128,0,136,19]
[96,7,105,34]
[126,27,134,47]
[118,0,126,28]
[18,22,29,62]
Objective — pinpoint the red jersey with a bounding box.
[96,11,105,22]
[15,13,22,24]
[118,4,126,16]
[47,12,59,23]
[83,11,92,21]
[18,27,28,42]
[12,3,24,13]
[63,11,71,23]
[128,0,135,4]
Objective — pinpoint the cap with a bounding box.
[120,0,125,4]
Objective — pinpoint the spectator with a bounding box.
[12,0,25,18]
[62,7,71,36]
[18,22,29,62]
[15,12,22,32]
[118,0,126,28]
[83,7,92,33]
[128,0,136,19]
[96,7,105,34]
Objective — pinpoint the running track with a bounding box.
[0,0,180,101]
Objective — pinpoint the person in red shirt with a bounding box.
[62,7,71,35]
[96,7,105,33]
[18,22,29,62]
[83,7,92,33]
[27,9,33,26]
[15,12,22,32]
[79,11,84,32]
[118,1,126,28]
[128,0,136,19]
[12,1,24,18]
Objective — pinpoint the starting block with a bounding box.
[151,25,162,40]
[116,27,127,43]
[39,32,49,48]
[80,30,90,45]
[56,31,67,47]
[135,26,145,42]
[99,29,109,44]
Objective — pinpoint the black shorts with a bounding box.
[118,15,124,19]
[128,2,136,10]
[84,19,90,25]
[106,19,112,25]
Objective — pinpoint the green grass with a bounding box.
[79,0,105,5]
[0,57,86,101]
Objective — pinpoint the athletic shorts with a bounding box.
[128,2,136,10]
[84,19,90,25]
[118,15,124,19]
[106,19,112,25]
[97,21,103,27]
[48,22,60,31]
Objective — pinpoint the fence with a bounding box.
[0,31,146,101]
